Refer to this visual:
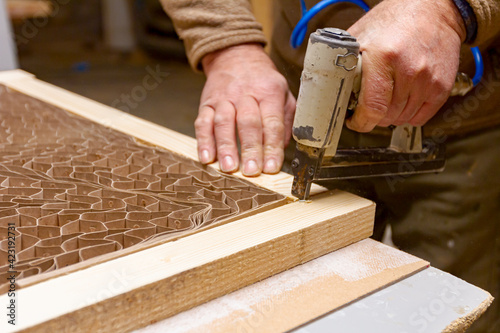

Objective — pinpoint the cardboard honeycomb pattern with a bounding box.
[0,85,285,291]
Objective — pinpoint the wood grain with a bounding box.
[1,191,375,332]
[137,239,429,333]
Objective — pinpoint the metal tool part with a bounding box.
[316,140,445,180]
[451,72,474,96]
[291,143,325,200]
[291,28,360,200]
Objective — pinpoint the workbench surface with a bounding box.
[295,267,490,332]
[136,239,492,333]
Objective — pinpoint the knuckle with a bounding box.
[240,143,261,155]
[213,112,233,127]
[276,75,289,89]
[271,74,287,87]
[194,115,211,130]
[216,142,236,153]
[264,117,285,135]
[432,74,452,92]
[414,60,428,75]
[402,66,418,79]
[427,76,452,104]
[403,61,429,79]
[259,76,288,95]
[364,99,389,119]
[238,113,261,129]
[377,44,399,62]
[264,142,284,153]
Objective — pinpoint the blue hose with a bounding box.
[290,0,369,48]
[471,46,483,86]
[290,0,483,86]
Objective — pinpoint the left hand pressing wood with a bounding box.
[197,43,296,176]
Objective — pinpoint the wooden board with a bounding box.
[2,191,374,332]
[0,69,327,288]
[0,70,379,332]
[137,239,430,333]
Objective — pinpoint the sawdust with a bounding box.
[138,239,422,332]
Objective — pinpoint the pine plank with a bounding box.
[137,239,429,333]
[1,191,375,332]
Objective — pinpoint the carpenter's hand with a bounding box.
[196,43,296,176]
[346,0,466,132]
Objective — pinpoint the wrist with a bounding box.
[201,43,266,75]
[448,0,477,43]
[440,0,468,43]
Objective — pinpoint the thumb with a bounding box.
[346,52,394,132]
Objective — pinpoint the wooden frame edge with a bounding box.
[0,69,327,289]
[0,70,376,332]
[0,70,326,198]
[15,197,290,290]
[2,191,374,332]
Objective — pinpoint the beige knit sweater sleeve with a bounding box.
[160,0,266,71]
[161,0,500,71]
[467,0,500,44]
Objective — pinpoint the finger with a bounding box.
[408,94,448,126]
[378,71,411,127]
[283,90,296,148]
[392,70,431,125]
[408,78,452,126]
[236,96,263,176]
[195,105,216,164]
[393,93,426,126]
[346,54,394,132]
[213,101,239,173]
[260,96,286,174]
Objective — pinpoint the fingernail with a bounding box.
[264,159,278,173]
[244,160,259,176]
[200,149,210,164]
[222,156,235,172]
